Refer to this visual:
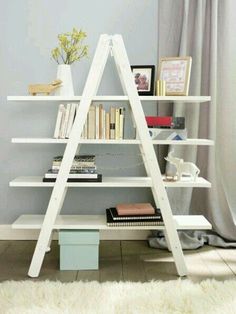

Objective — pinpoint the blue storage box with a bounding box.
[59,230,99,270]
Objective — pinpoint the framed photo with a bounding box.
[158,57,192,96]
[131,65,155,95]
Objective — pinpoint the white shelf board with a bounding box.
[9,176,211,188]
[12,214,212,230]
[162,176,211,188]
[7,95,211,103]
[11,138,214,146]
[10,176,153,187]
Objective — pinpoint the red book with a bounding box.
[145,116,172,127]
[116,203,155,216]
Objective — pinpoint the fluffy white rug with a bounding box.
[0,279,236,314]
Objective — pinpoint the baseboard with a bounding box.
[0,225,150,240]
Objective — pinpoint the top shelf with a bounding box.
[7,96,211,103]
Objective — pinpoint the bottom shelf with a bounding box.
[12,214,212,231]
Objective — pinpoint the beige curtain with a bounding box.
[150,0,236,249]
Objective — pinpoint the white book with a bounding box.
[88,105,96,139]
[45,172,98,179]
[105,112,110,140]
[61,103,71,139]
[66,103,76,138]
[115,108,120,140]
[53,104,64,138]
[95,105,100,139]
[59,105,66,139]
[102,108,106,139]
[99,104,103,139]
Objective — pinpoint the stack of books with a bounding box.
[53,103,125,140]
[43,155,102,182]
[106,203,163,227]
[145,116,187,141]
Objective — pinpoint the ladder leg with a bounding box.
[28,35,111,278]
[28,188,67,277]
[46,231,53,253]
[163,229,171,252]
[112,35,187,276]
[45,186,69,253]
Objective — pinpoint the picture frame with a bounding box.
[157,57,192,96]
[131,65,155,95]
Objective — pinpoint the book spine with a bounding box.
[59,105,66,139]
[115,108,120,140]
[53,104,64,138]
[95,105,100,139]
[99,104,103,139]
[110,106,115,139]
[102,108,106,139]
[119,107,125,139]
[105,112,110,140]
[113,216,162,221]
[45,173,98,179]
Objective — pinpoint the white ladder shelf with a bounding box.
[9,34,212,278]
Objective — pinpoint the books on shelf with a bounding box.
[53,103,125,140]
[43,155,102,182]
[106,208,163,227]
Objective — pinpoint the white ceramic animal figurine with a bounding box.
[165,151,200,181]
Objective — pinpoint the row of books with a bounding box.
[106,203,163,227]
[42,155,102,182]
[82,104,125,140]
[53,103,125,140]
[54,103,78,139]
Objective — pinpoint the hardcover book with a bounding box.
[116,203,155,216]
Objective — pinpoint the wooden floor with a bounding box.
[0,240,235,283]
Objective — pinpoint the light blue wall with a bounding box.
[0,0,157,223]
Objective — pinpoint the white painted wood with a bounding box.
[0,225,151,240]
[163,230,171,252]
[7,95,211,102]
[11,215,212,230]
[11,138,214,145]
[9,176,211,188]
[112,34,188,276]
[27,35,112,278]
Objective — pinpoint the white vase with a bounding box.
[55,64,74,96]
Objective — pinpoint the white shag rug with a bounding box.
[1,279,236,314]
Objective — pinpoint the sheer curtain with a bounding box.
[149,0,236,249]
